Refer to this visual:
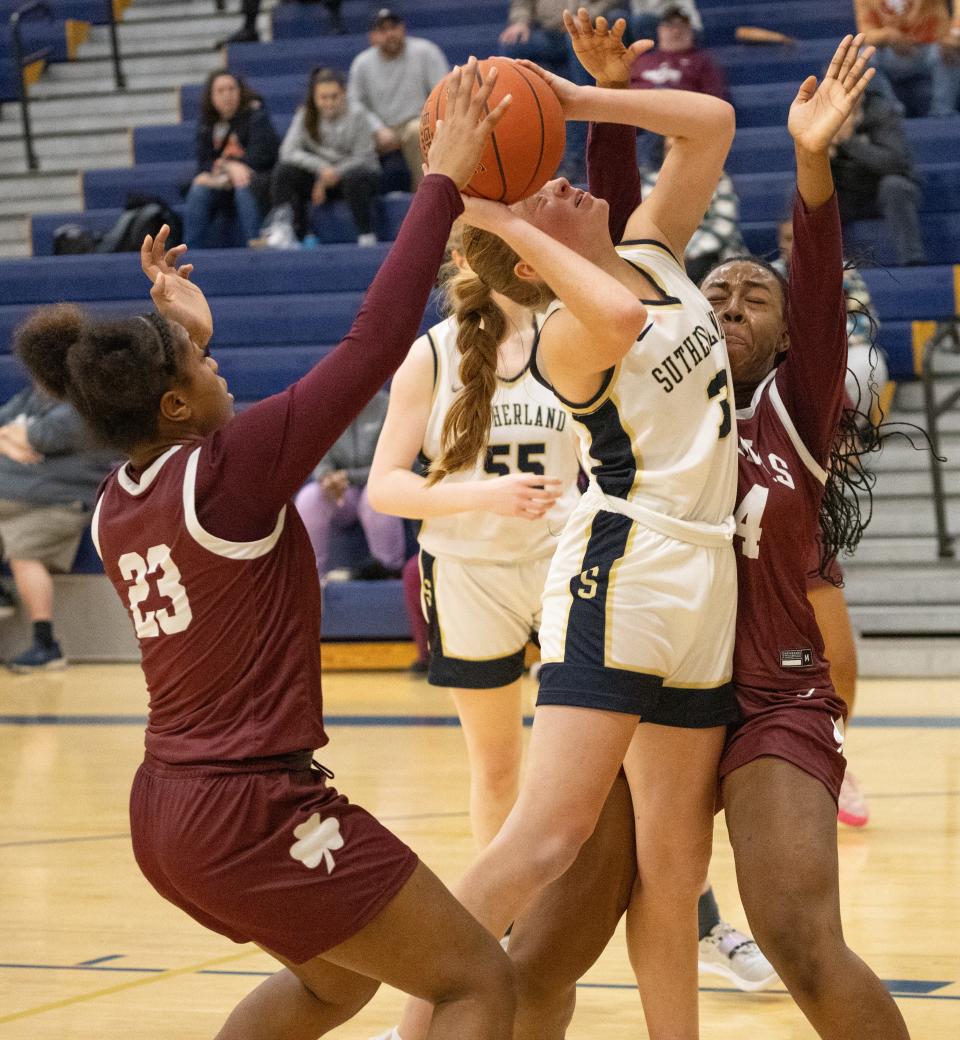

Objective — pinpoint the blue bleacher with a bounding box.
[4,0,960,619]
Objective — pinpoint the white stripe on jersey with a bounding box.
[182,448,287,560]
[418,315,581,565]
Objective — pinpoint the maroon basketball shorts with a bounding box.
[130,753,418,964]
[718,684,849,802]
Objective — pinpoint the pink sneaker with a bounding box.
[838,770,869,828]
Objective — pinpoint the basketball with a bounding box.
[419,56,566,205]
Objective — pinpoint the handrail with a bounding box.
[105,0,126,91]
[920,319,960,559]
[10,0,53,171]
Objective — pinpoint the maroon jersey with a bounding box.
[732,194,847,689]
[92,174,463,764]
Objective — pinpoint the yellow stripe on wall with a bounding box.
[912,320,938,375]
[22,59,45,89]
[66,19,91,60]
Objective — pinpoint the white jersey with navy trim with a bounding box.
[417,315,581,565]
[533,240,738,526]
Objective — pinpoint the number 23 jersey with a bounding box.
[92,444,327,764]
[417,315,581,564]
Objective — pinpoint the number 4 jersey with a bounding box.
[92,443,327,764]
[417,315,581,564]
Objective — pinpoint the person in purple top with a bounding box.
[13,62,521,1040]
[500,28,911,1040]
[629,4,728,100]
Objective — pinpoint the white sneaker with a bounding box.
[368,1030,401,1040]
[357,231,378,247]
[698,921,778,992]
[265,220,299,250]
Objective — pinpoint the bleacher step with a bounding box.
[0,216,27,244]
[848,536,955,565]
[852,604,960,634]
[844,564,960,604]
[865,499,960,537]
[0,88,177,124]
[0,241,30,258]
[30,52,222,94]
[857,637,960,678]
[0,135,130,176]
[870,470,959,497]
[124,0,275,19]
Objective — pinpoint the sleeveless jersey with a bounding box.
[92,444,327,764]
[534,240,737,525]
[417,315,581,564]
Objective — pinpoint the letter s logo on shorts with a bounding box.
[290,813,345,873]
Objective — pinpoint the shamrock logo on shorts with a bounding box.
[290,813,345,873]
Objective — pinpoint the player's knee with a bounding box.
[298,972,379,1030]
[638,838,710,898]
[473,752,520,796]
[438,940,516,1012]
[527,822,594,884]
[514,981,576,1040]
[750,907,842,997]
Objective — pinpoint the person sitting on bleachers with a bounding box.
[629,3,728,99]
[0,377,115,673]
[183,70,279,249]
[829,83,928,265]
[854,0,960,116]
[262,67,383,248]
[606,0,703,44]
[641,133,745,284]
[347,8,448,191]
[294,390,405,582]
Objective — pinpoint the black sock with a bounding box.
[698,886,721,940]
[34,620,55,648]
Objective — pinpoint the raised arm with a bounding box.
[781,35,876,462]
[151,62,512,541]
[521,39,735,259]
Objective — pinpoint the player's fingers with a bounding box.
[140,234,155,270]
[843,45,875,91]
[627,38,655,61]
[515,58,550,82]
[178,264,194,281]
[610,17,628,43]
[793,74,818,105]
[480,92,512,134]
[562,8,580,40]
[847,64,876,101]
[457,57,480,118]
[468,62,498,121]
[444,64,463,114]
[824,33,852,82]
[594,16,609,36]
[839,33,866,83]
[575,7,592,36]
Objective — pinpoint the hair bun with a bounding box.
[14,303,85,399]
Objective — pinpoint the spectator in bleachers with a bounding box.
[218,0,344,46]
[829,84,928,265]
[642,133,745,284]
[854,0,960,116]
[183,71,279,249]
[499,1,620,179]
[263,67,383,248]
[348,8,448,191]
[629,3,727,99]
[0,379,115,672]
[294,390,405,581]
[606,0,703,43]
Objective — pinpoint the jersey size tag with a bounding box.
[780,648,814,669]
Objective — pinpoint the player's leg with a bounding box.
[723,758,909,1040]
[217,862,515,1040]
[398,703,639,1040]
[808,579,869,827]
[508,770,637,1040]
[622,722,726,1040]
[451,680,524,847]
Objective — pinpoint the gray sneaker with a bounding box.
[7,639,67,674]
[698,921,778,992]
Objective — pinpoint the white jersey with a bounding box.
[418,315,581,564]
[532,240,738,526]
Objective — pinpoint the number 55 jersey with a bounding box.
[417,314,581,566]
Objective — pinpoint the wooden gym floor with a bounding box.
[1,665,958,1038]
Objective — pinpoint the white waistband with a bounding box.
[583,483,735,548]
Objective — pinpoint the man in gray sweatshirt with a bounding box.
[348,8,449,189]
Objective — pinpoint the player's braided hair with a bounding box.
[427,224,552,484]
[14,303,185,454]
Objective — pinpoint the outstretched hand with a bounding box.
[140,223,194,284]
[424,57,512,190]
[149,271,213,350]
[788,34,876,154]
[563,7,654,86]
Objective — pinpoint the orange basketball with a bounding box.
[419,56,566,205]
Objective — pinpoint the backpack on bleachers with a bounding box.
[96,194,183,254]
